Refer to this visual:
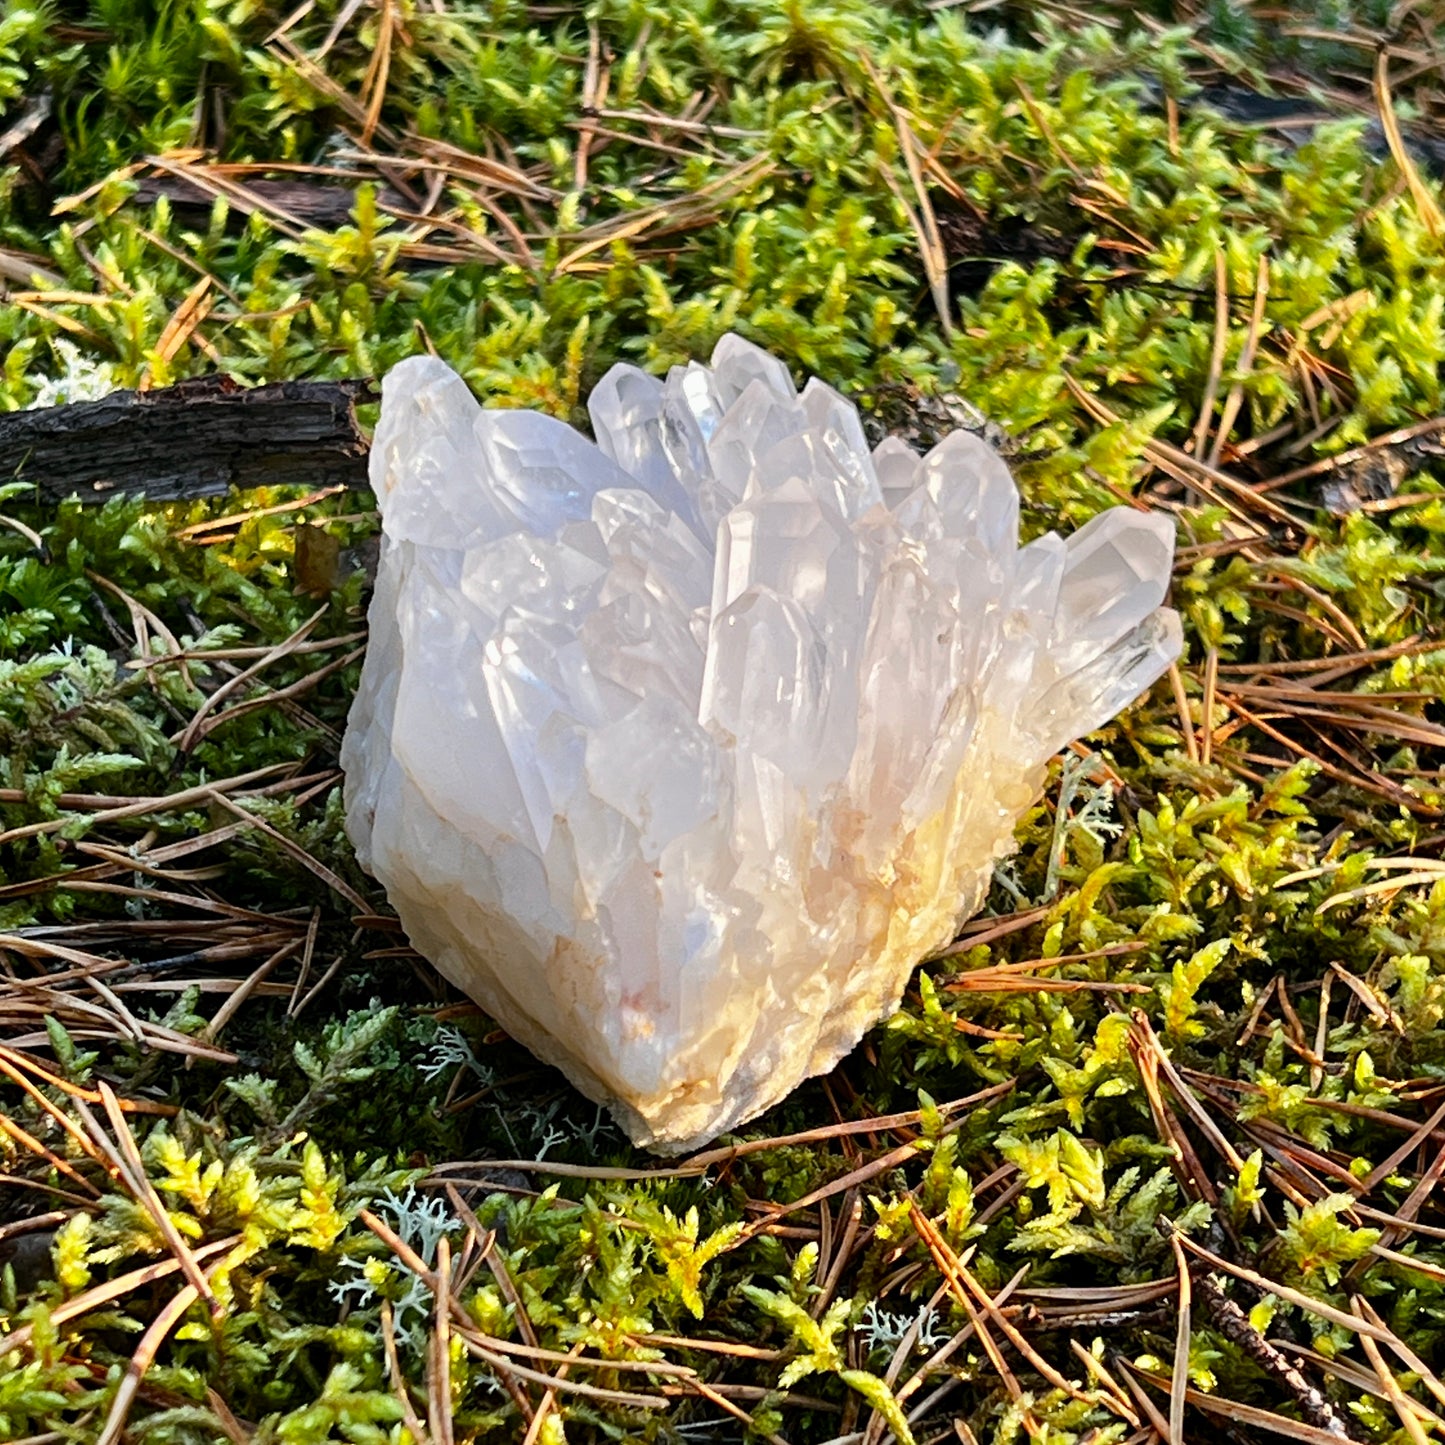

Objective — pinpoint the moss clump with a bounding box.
[2,2,1445,1442]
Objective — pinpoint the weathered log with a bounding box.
[0,376,375,504]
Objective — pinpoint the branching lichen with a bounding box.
[1,2,1445,1442]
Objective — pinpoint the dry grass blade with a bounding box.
[381,1300,433,1445]
[1175,1233,1395,1342]
[592,107,762,139]
[1191,246,1230,465]
[930,1258,1033,1432]
[1259,415,1445,492]
[1119,1361,1173,1437]
[360,0,395,145]
[635,1334,780,1361]
[1127,1365,1356,1445]
[0,761,294,847]
[1374,50,1444,238]
[814,1192,864,1325]
[2,1005,239,1064]
[1318,871,1445,913]
[174,483,351,542]
[1169,1234,1190,1445]
[428,1235,458,1445]
[1223,680,1445,740]
[355,1209,684,1405]
[443,1183,539,1353]
[944,972,1147,994]
[202,937,304,1043]
[0,1236,242,1359]
[1019,1279,1173,1304]
[1355,1301,1442,1445]
[0,247,65,288]
[1354,1093,1445,1193]
[1208,254,1270,468]
[1351,1296,1445,1411]
[369,135,558,201]
[520,1344,583,1445]
[204,787,370,914]
[1277,1342,1445,1427]
[1217,691,1437,815]
[95,1283,202,1445]
[1132,1015,1249,1181]
[1286,856,1445,885]
[266,34,399,148]
[143,153,309,238]
[1218,636,1438,681]
[1311,968,1332,1094]
[740,1140,926,1236]
[1201,646,1219,765]
[553,154,775,273]
[941,943,1148,974]
[1169,661,1201,762]
[90,1082,221,1317]
[203,1388,252,1445]
[573,21,603,193]
[950,903,1052,947]
[143,275,215,383]
[909,1204,1127,1421]
[0,1211,71,1244]
[432,1080,1013,1185]
[0,1051,112,1169]
[0,863,313,1061]
[451,1338,670,1408]
[864,56,952,339]
[176,602,328,750]
[184,643,364,744]
[1246,591,1363,655]
[1065,374,1298,527]
[1366,1241,1445,1282]
[0,1108,102,1197]
[684,1378,792,1445]
[1130,1022,1219,1205]
[1067,1342,1141,1426]
[1374,1136,1445,1250]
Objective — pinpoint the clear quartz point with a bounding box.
[343,337,1181,1153]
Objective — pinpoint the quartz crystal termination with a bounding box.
[341,336,1181,1154]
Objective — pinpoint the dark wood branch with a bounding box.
[0,376,375,504]
[131,175,408,232]
[1191,1270,1356,1440]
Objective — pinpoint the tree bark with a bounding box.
[0,376,375,504]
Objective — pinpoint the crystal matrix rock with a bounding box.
[341,338,1181,1154]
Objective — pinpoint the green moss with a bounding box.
[2,1,1445,1441]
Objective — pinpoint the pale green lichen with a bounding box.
[2,2,1445,1441]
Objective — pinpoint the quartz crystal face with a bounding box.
[341,336,1182,1153]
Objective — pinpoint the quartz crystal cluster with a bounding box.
[342,336,1181,1153]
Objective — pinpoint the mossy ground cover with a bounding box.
[3,1,1445,1441]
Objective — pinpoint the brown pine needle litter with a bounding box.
[5,2,1445,1442]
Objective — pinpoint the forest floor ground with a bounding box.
[5,2,1445,1442]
